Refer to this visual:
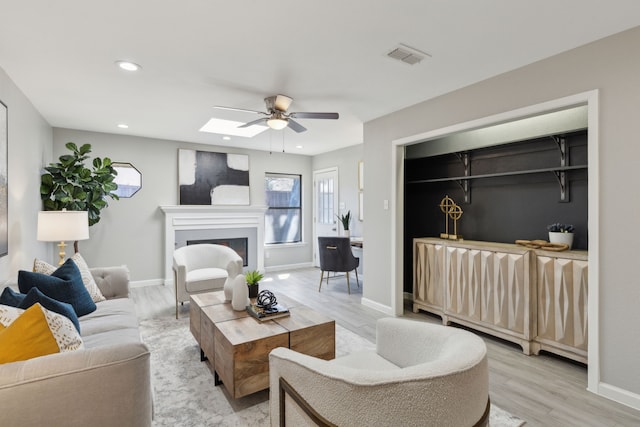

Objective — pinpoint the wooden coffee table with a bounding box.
[190,291,335,398]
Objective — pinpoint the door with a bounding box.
[313,168,339,267]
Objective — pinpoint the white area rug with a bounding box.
[140,317,525,426]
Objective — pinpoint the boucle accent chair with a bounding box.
[172,243,243,318]
[269,317,489,427]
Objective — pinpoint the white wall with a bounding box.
[363,26,640,405]
[52,128,313,281]
[312,144,364,237]
[0,66,52,281]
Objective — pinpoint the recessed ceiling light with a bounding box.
[117,123,129,129]
[115,60,141,72]
[296,145,303,149]
[222,136,231,141]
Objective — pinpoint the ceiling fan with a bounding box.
[214,94,339,133]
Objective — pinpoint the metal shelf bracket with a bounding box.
[454,152,471,203]
[552,136,570,202]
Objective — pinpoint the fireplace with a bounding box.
[187,237,248,267]
[160,205,267,285]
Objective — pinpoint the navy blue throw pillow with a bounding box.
[0,287,26,307]
[17,287,81,333]
[18,258,96,317]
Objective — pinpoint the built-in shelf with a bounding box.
[406,135,587,202]
[406,164,587,184]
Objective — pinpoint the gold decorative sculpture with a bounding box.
[438,195,463,240]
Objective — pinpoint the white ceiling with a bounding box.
[1,1,640,156]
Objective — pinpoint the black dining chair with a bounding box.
[317,236,360,294]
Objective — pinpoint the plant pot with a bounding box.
[343,229,350,238]
[248,283,259,299]
[549,232,574,249]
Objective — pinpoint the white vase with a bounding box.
[343,229,350,238]
[231,275,250,311]
[223,276,234,302]
[548,232,574,249]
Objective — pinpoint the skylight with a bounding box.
[199,118,268,138]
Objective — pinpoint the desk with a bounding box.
[350,239,363,274]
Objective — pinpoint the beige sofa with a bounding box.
[0,266,152,427]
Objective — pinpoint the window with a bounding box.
[265,173,301,244]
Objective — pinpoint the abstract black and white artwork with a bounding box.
[0,100,7,256]
[178,149,250,205]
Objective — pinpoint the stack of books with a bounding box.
[246,303,290,321]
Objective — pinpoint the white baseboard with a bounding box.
[264,262,313,273]
[361,297,394,316]
[130,278,165,288]
[597,381,640,411]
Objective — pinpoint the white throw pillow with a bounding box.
[33,253,106,303]
[40,303,85,352]
[0,304,24,327]
[0,303,84,363]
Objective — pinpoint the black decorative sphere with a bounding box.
[257,290,277,309]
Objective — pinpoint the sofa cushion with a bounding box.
[79,298,139,337]
[0,303,84,364]
[34,253,106,303]
[81,327,142,349]
[19,258,96,317]
[0,287,26,306]
[18,288,80,333]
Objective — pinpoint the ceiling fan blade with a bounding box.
[289,112,339,120]
[287,119,307,133]
[214,105,265,115]
[274,94,293,112]
[238,117,268,128]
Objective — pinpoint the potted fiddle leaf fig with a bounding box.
[245,270,264,298]
[40,142,119,251]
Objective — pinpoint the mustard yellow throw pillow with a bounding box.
[0,303,84,364]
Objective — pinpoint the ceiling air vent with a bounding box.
[387,44,431,65]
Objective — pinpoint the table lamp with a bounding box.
[37,209,89,265]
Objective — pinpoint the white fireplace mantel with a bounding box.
[160,205,268,285]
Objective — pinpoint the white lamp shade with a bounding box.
[37,210,90,242]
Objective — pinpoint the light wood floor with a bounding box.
[131,267,640,427]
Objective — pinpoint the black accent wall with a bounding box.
[403,131,588,292]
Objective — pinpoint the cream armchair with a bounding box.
[269,317,489,427]
[172,243,243,318]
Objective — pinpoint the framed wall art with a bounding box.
[178,149,250,205]
[0,100,7,256]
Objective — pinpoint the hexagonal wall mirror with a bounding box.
[112,162,142,198]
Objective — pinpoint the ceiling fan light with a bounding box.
[267,118,288,130]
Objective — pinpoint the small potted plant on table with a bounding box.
[245,270,264,298]
[337,210,352,238]
[547,223,574,249]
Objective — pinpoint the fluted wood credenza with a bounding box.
[413,238,588,364]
